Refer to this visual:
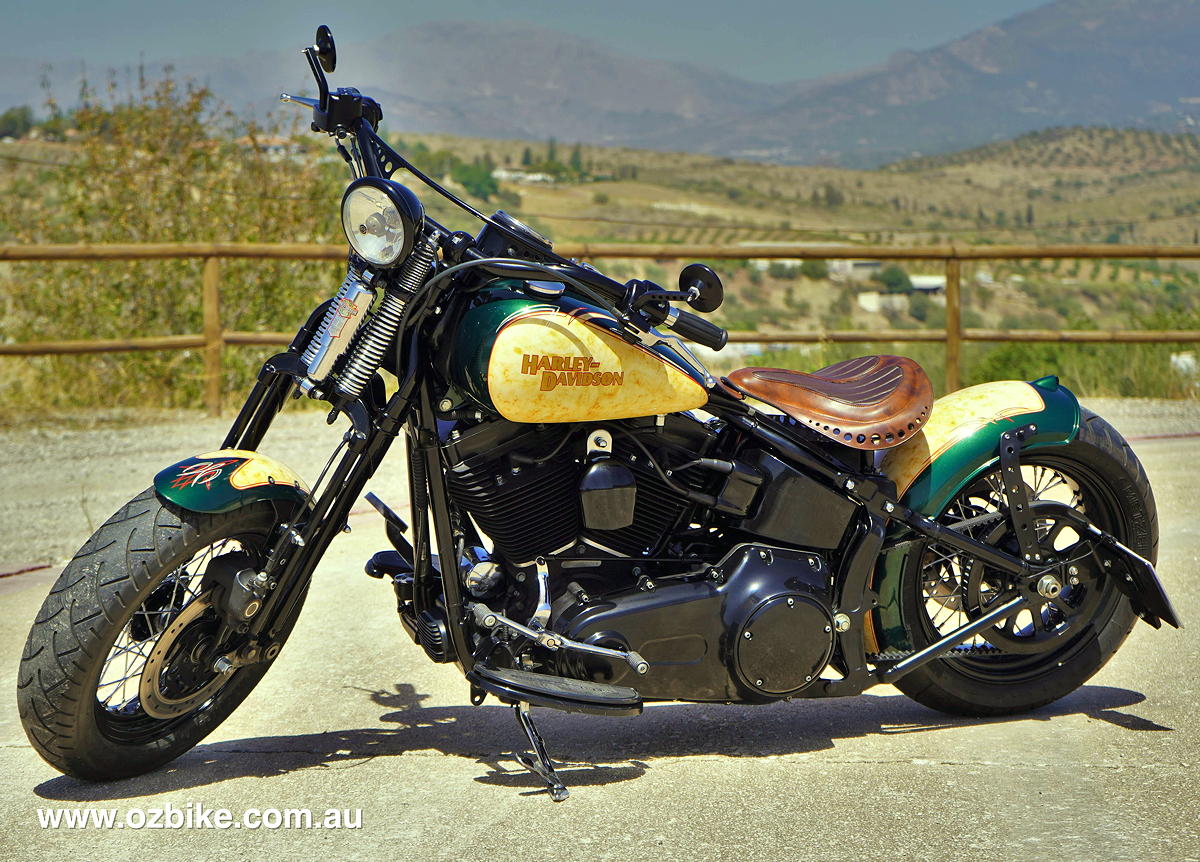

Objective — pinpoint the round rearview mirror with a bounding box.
[315,25,337,73]
[679,263,724,313]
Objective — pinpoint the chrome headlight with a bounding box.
[340,177,424,267]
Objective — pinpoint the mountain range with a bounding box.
[4,0,1199,167]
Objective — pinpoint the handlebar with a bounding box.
[464,254,728,351]
[664,307,728,351]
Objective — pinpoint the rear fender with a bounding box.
[872,376,1080,651]
[153,449,310,515]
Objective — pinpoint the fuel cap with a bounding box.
[526,280,565,299]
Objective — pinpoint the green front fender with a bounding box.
[153,449,310,515]
[872,376,1081,651]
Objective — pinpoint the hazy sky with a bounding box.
[5,0,1051,83]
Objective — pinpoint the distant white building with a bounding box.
[829,259,883,282]
[857,291,908,313]
[909,275,945,293]
[735,241,857,273]
[492,168,556,185]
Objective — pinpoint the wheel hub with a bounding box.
[963,514,1105,654]
[138,593,231,719]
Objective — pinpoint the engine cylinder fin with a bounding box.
[446,455,582,565]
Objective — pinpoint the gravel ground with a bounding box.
[1,404,1197,860]
[0,396,1196,570]
[0,411,411,570]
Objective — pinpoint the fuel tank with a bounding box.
[447,283,708,423]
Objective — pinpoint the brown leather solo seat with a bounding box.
[727,355,933,450]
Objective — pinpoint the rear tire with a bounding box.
[893,409,1156,716]
[16,488,305,780]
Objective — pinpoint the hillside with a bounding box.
[2,98,1199,409]
[689,0,1200,165]
[3,0,1200,167]
[386,125,1200,249]
[889,127,1200,173]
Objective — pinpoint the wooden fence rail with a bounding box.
[3,242,1200,416]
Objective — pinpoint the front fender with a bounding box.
[153,449,310,514]
[872,376,1081,651]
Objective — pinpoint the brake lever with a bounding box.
[616,306,716,388]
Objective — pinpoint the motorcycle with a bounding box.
[17,27,1179,801]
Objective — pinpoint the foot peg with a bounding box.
[364,549,413,579]
[513,703,569,802]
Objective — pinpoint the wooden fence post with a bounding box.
[202,257,223,417]
[944,257,962,392]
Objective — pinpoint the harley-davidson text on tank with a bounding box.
[520,353,625,391]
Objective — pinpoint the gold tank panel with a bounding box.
[487,310,707,423]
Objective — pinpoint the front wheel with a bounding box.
[16,488,305,780]
[893,408,1157,716]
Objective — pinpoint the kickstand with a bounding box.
[512,703,569,802]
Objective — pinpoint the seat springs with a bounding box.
[335,239,437,400]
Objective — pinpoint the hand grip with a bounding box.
[667,308,727,351]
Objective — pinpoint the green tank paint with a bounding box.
[448,281,708,414]
[449,286,544,411]
[154,449,309,515]
[872,376,1081,652]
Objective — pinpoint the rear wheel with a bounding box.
[16,488,305,780]
[894,409,1156,716]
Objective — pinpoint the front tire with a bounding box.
[16,488,304,780]
[893,408,1156,716]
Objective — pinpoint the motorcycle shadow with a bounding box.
[34,683,1167,802]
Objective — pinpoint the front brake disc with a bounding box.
[138,594,231,719]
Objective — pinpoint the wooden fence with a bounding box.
[3,241,1200,416]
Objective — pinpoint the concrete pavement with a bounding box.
[0,408,1197,860]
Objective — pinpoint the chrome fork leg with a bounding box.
[513,703,569,802]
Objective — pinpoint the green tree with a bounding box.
[909,291,933,322]
[0,105,33,138]
[871,264,912,293]
[450,161,498,200]
[800,259,828,280]
[546,137,557,164]
[521,146,532,166]
[569,142,583,172]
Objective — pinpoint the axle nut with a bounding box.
[1036,574,1063,599]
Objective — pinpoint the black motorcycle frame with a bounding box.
[208,89,1176,707]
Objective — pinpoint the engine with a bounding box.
[433,412,854,703]
[441,413,718,568]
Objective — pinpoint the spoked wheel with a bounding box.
[17,488,306,780]
[94,536,255,742]
[894,409,1157,716]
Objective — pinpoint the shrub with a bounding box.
[799,259,828,280]
[871,264,912,293]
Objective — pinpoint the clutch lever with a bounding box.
[279,93,320,109]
